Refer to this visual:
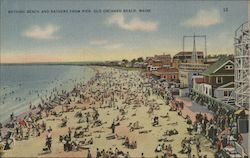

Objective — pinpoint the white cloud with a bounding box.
[22,24,60,40]
[107,13,158,32]
[90,39,108,45]
[182,8,223,27]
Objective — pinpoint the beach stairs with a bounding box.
[220,97,235,106]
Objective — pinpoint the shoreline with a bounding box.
[0,66,99,133]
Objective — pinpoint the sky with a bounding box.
[0,0,248,63]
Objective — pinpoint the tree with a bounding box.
[131,59,136,63]
[122,59,129,64]
[137,57,144,62]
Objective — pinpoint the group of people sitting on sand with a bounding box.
[123,137,137,149]
[0,71,101,154]
[87,147,134,158]
[0,110,50,152]
[128,121,143,132]
[152,116,159,126]
[155,143,176,158]
[164,129,178,136]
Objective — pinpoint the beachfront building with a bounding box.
[146,53,171,71]
[178,63,209,88]
[125,62,133,67]
[214,82,235,105]
[133,62,146,68]
[154,54,172,66]
[147,60,162,71]
[201,57,234,96]
[205,56,219,64]
[151,67,179,81]
[192,76,209,94]
[192,57,235,105]
[172,51,204,69]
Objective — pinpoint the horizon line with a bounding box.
[0,60,120,65]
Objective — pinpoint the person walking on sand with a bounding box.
[46,129,52,152]
[111,121,115,134]
[68,127,72,139]
[87,149,92,158]
[96,148,101,158]
[141,153,145,158]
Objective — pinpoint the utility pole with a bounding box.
[192,33,197,63]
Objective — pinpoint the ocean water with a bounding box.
[0,65,95,122]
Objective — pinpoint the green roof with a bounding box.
[202,57,232,76]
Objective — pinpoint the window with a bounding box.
[224,91,232,97]
[224,91,227,96]
[225,65,234,70]
[216,77,223,84]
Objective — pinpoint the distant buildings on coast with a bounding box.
[103,49,246,110]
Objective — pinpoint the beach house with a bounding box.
[192,57,235,104]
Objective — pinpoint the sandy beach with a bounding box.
[1,66,215,158]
